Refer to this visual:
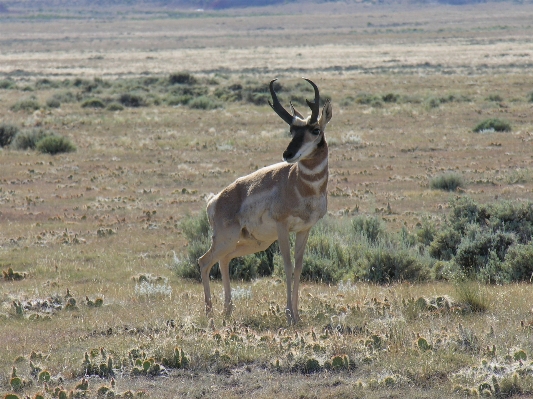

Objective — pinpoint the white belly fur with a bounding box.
[237,190,326,242]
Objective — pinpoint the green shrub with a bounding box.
[214,84,243,102]
[119,93,147,107]
[166,95,192,106]
[425,96,441,109]
[486,201,533,243]
[242,82,278,106]
[0,123,19,147]
[439,93,471,104]
[81,98,106,108]
[429,228,462,261]
[528,92,533,102]
[229,255,260,281]
[447,197,485,233]
[360,244,431,284]
[106,102,124,111]
[50,91,76,104]
[169,85,207,97]
[188,96,221,110]
[245,91,270,106]
[424,197,533,282]
[382,93,400,103]
[299,256,341,284]
[339,96,355,107]
[353,92,374,105]
[46,97,61,108]
[354,92,382,107]
[138,76,161,87]
[36,135,76,155]
[71,77,100,93]
[473,118,511,133]
[503,244,533,282]
[169,72,197,85]
[174,237,209,281]
[352,215,386,244]
[430,172,464,191]
[181,211,211,243]
[486,94,503,102]
[416,218,436,246]
[10,97,41,112]
[427,198,533,282]
[254,242,278,277]
[454,225,515,276]
[298,224,353,283]
[447,197,533,242]
[0,79,16,89]
[35,78,60,90]
[10,128,51,150]
[361,245,430,283]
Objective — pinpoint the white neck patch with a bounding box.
[298,157,328,176]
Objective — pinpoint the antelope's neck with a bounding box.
[296,143,329,196]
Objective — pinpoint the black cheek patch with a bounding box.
[284,128,306,160]
[317,134,325,148]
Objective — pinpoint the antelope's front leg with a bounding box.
[277,222,295,324]
[292,229,310,323]
[219,256,233,317]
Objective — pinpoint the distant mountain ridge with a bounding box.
[0,0,497,11]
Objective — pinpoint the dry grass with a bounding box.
[2,2,533,398]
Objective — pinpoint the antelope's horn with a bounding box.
[303,78,320,124]
[268,79,293,125]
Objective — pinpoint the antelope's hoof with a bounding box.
[285,308,295,325]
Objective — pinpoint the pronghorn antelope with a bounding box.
[198,78,332,324]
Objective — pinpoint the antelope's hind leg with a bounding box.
[218,239,274,318]
[198,225,240,315]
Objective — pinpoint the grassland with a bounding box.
[1,2,533,398]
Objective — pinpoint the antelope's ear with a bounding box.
[319,100,332,130]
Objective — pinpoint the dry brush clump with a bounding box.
[473,118,512,133]
[426,197,533,283]
[176,211,433,285]
[178,196,533,287]
[6,127,76,155]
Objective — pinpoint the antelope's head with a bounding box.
[269,78,333,163]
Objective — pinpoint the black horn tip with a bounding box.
[303,77,318,88]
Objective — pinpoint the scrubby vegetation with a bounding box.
[10,97,42,112]
[35,135,76,155]
[2,7,533,396]
[0,123,19,147]
[473,118,512,133]
[10,128,53,151]
[2,125,76,154]
[177,197,533,286]
[3,73,498,115]
[430,172,465,191]
[428,197,533,283]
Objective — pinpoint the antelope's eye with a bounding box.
[312,128,321,135]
